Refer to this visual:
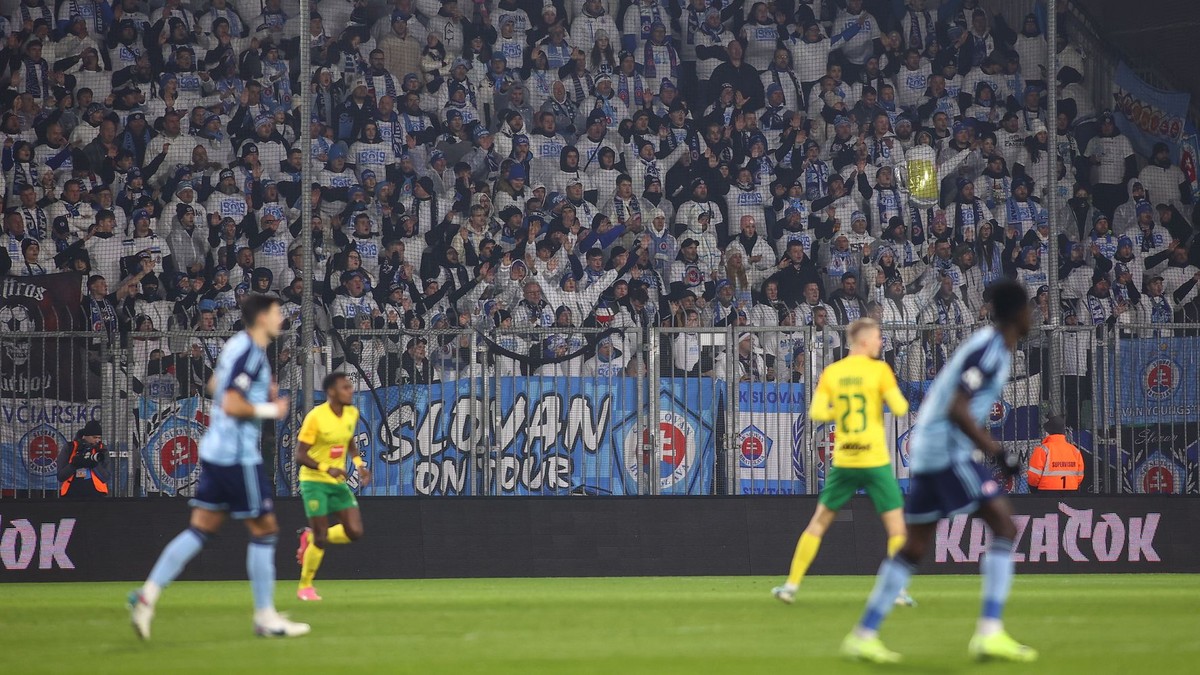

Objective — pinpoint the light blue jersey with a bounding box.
[909,327,1011,473]
[198,332,272,466]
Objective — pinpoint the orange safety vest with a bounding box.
[60,441,109,497]
[1027,434,1084,491]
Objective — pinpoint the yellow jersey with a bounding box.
[809,354,910,468]
[297,402,361,484]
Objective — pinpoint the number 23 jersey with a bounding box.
[809,354,910,469]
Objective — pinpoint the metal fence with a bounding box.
[3,322,1198,499]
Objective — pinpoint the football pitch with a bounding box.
[2,575,1197,674]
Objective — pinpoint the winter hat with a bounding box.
[1136,201,1153,216]
[416,176,436,194]
[1044,415,1066,435]
[328,142,348,161]
[1030,119,1048,135]
[494,309,512,326]
[507,164,526,181]
[80,420,102,437]
[1118,236,1133,249]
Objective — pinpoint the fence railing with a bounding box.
[2,322,1198,498]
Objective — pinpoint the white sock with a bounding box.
[254,608,278,624]
[782,583,797,592]
[976,618,1003,636]
[853,626,878,640]
[141,581,161,606]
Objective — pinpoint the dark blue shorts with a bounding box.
[190,461,274,520]
[904,461,1002,525]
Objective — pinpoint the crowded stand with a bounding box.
[0,0,1197,392]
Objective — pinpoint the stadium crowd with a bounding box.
[0,0,1198,393]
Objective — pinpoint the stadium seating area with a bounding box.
[0,0,1196,392]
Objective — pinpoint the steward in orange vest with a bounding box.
[1027,416,1084,491]
[56,421,110,498]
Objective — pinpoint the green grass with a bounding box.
[2,575,1198,674]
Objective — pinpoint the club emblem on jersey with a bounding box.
[1143,357,1180,401]
[1133,451,1183,494]
[623,411,696,491]
[737,425,771,468]
[20,424,66,478]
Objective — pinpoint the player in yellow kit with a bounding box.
[772,318,914,605]
[294,373,371,601]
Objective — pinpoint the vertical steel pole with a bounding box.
[299,0,316,413]
[1111,327,1121,494]
[724,327,736,496]
[647,327,659,496]
[1046,0,1062,411]
[804,325,815,494]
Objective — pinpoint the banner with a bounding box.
[0,399,103,491]
[1119,424,1200,494]
[1112,62,1191,158]
[736,374,1044,496]
[4,496,1198,581]
[735,382,808,495]
[133,396,210,496]
[1108,337,1200,425]
[0,274,91,403]
[277,378,719,496]
[1180,133,1200,202]
[933,500,1167,568]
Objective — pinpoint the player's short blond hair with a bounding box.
[846,317,881,346]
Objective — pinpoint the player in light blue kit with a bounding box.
[128,295,309,640]
[841,280,1037,664]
